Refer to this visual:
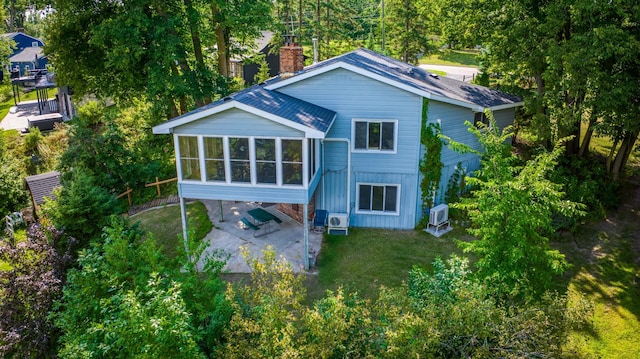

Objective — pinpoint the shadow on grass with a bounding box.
[552,178,640,356]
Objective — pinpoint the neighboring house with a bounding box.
[229,31,280,85]
[153,45,521,260]
[2,30,47,75]
[9,46,47,75]
[25,171,60,219]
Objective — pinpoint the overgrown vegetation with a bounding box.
[419,98,443,214]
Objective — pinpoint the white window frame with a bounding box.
[355,182,401,215]
[175,134,307,188]
[175,134,201,182]
[203,136,226,182]
[351,118,398,154]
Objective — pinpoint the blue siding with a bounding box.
[279,69,423,229]
[174,108,304,138]
[8,33,43,54]
[179,182,310,204]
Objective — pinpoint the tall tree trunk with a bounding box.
[610,132,638,180]
[211,4,229,77]
[578,112,597,157]
[184,0,209,105]
[606,138,619,173]
[403,0,410,63]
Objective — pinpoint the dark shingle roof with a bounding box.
[268,48,522,109]
[159,86,336,134]
[25,171,60,206]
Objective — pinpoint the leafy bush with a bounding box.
[0,153,28,217]
[550,155,619,225]
[0,224,74,358]
[42,171,122,246]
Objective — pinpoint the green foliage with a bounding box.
[451,115,583,300]
[0,224,73,358]
[220,246,306,358]
[419,97,443,212]
[384,0,434,63]
[0,154,28,217]
[444,162,466,204]
[550,156,620,226]
[54,218,205,358]
[219,248,592,358]
[43,171,122,245]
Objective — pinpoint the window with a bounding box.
[255,138,276,184]
[353,120,396,151]
[308,139,316,181]
[32,41,39,47]
[229,137,250,183]
[474,112,488,127]
[357,184,399,214]
[179,136,200,180]
[204,137,225,181]
[282,139,303,185]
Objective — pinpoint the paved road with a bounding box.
[419,64,480,82]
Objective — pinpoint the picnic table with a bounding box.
[242,208,282,237]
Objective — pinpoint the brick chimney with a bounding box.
[280,35,304,77]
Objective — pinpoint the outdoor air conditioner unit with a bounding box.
[429,204,449,226]
[327,212,349,235]
[425,204,452,237]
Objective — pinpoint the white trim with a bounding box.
[302,139,309,188]
[198,136,206,182]
[249,136,256,185]
[265,62,510,111]
[223,137,231,184]
[174,134,183,181]
[276,138,283,186]
[152,100,330,138]
[351,118,398,154]
[355,182,401,216]
[202,136,227,183]
[488,102,524,111]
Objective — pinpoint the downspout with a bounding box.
[321,138,351,215]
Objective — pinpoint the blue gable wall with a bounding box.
[7,33,43,54]
[173,108,305,138]
[277,68,423,229]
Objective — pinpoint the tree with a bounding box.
[383,0,432,63]
[0,224,74,358]
[54,218,204,358]
[446,115,582,299]
[0,154,28,217]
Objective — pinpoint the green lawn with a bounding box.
[127,201,212,261]
[311,226,469,301]
[420,49,480,67]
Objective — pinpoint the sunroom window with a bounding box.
[229,137,250,183]
[282,139,303,185]
[255,138,276,184]
[204,137,225,182]
[179,136,200,180]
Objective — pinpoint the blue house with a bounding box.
[2,31,47,75]
[153,45,521,267]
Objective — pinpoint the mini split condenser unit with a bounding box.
[429,204,449,226]
[327,213,348,235]
[425,204,452,237]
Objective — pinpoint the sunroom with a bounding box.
[152,87,336,269]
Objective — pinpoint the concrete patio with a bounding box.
[196,200,323,273]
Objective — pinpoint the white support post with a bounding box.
[303,203,309,271]
[179,196,191,263]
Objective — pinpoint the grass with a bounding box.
[555,179,640,357]
[128,200,212,260]
[311,225,469,301]
[420,49,480,67]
